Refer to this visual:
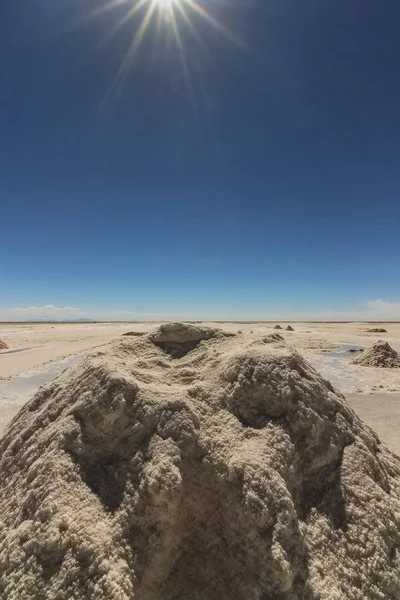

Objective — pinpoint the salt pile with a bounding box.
[286,325,294,331]
[122,331,145,337]
[273,324,282,330]
[262,332,285,343]
[0,323,399,600]
[0,339,9,350]
[351,340,400,368]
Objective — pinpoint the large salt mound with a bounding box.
[0,324,400,600]
[147,321,233,358]
[0,339,9,350]
[351,340,400,368]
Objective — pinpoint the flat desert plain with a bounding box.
[1,321,400,452]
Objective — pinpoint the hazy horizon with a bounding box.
[0,299,399,323]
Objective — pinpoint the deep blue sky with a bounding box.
[1,0,400,320]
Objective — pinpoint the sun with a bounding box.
[156,0,175,8]
[88,0,240,100]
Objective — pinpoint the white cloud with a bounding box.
[363,299,400,317]
[322,299,400,321]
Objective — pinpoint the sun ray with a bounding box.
[174,1,205,48]
[74,0,137,30]
[182,0,243,48]
[89,0,138,19]
[153,3,164,47]
[96,0,148,49]
[168,3,182,48]
[103,0,158,103]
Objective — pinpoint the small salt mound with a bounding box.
[351,340,400,368]
[0,324,399,599]
[285,325,294,331]
[0,339,9,350]
[273,324,282,329]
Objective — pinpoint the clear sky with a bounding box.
[1,0,400,321]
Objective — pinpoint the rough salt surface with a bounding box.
[0,323,399,600]
[0,339,9,350]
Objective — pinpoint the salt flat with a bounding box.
[1,321,400,453]
[1,320,400,380]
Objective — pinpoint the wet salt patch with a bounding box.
[17,354,84,381]
[323,344,364,358]
[309,357,363,392]
[308,354,400,394]
[0,354,84,433]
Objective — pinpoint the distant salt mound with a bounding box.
[286,325,294,331]
[273,324,282,329]
[366,328,387,333]
[351,340,400,368]
[0,339,9,350]
[0,324,400,600]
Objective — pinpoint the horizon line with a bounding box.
[1,320,399,325]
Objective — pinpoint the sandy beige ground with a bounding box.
[346,392,400,454]
[0,322,149,379]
